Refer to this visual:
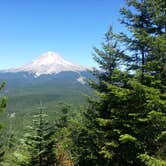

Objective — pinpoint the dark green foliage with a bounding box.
[21,107,57,166]
[0,137,4,162]
[56,103,70,128]
[75,0,166,165]
[0,82,7,164]
[54,104,74,165]
[72,27,124,165]
[0,82,7,113]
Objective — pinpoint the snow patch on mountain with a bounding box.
[77,76,86,84]
[5,51,87,76]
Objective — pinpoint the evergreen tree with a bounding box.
[2,114,18,166]
[55,103,74,165]
[22,106,57,166]
[0,82,7,164]
[77,0,166,165]
[72,27,124,166]
[119,0,166,87]
[119,1,166,164]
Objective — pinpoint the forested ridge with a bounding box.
[0,0,166,165]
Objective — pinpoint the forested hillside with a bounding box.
[0,0,166,165]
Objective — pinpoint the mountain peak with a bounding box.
[33,51,64,66]
[40,51,62,59]
[5,51,87,76]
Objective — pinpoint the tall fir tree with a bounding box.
[72,27,124,166]
[20,106,57,166]
[77,0,166,165]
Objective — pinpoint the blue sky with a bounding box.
[0,0,125,69]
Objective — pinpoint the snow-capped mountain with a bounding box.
[0,51,94,111]
[5,51,87,76]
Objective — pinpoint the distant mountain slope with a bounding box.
[0,71,94,114]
